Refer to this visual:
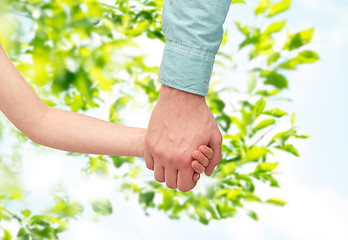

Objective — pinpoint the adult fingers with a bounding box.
[144,149,154,170]
[177,168,196,192]
[154,163,165,183]
[204,133,222,176]
[165,168,178,189]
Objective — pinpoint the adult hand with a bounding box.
[144,84,222,192]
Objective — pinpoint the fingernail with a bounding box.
[196,175,200,181]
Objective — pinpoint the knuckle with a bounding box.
[163,153,175,165]
[174,154,191,169]
[180,159,191,169]
[145,138,154,149]
[152,147,163,157]
[166,158,176,167]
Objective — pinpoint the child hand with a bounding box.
[191,145,214,182]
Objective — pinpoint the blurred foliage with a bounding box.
[0,0,318,238]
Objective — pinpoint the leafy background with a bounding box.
[0,0,347,239]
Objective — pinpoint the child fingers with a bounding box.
[191,160,205,174]
[192,150,209,167]
[199,145,214,159]
[192,172,200,182]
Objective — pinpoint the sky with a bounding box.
[1,0,348,239]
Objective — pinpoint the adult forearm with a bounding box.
[31,107,146,157]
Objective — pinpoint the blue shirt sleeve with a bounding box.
[158,0,232,96]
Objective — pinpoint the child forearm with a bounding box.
[0,43,146,157]
[33,107,146,157]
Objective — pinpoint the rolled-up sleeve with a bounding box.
[158,0,232,96]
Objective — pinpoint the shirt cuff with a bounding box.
[158,40,216,96]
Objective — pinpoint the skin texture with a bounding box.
[145,84,223,192]
[0,44,209,182]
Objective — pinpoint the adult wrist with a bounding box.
[158,84,205,103]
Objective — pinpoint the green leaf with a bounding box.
[253,173,280,187]
[255,119,276,131]
[84,157,109,175]
[90,198,113,216]
[148,180,162,189]
[231,0,246,4]
[267,52,280,65]
[219,162,237,178]
[139,191,155,207]
[216,188,242,201]
[283,28,314,51]
[255,0,271,15]
[298,50,320,62]
[243,193,261,202]
[159,189,175,211]
[112,156,134,168]
[291,113,296,126]
[3,230,12,240]
[270,129,296,145]
[210,98,226,113]
[247,73,257,93]
[17,227,29,240]
[254,162,279,172]
[109,96,129,123]
[244,146,267,163]
[247,210,259,221]
[206,204,220,220]
[275,144,300,156]
[264,21,286,35]
[21,209,31,218]
[268,0,291,17]
[255,89,279,96]
[231,116,246,135]
[262,71,288,89]
[217,204,236,218]
[263,108,288,117]
[216,114,232,132]
[295,134,310,139]
[235,21,249,37]
[279,50,319,69]
[221,31,228,46]
[251,35,275,58]
[198,215,209,225]
[49,196,84,218]
[253,98,266,117]
[266,197,287,206]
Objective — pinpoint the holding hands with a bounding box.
[145,84,223,192]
